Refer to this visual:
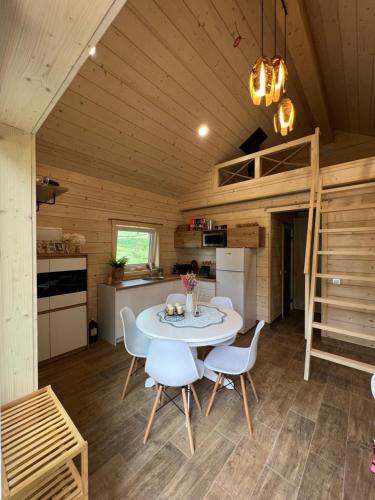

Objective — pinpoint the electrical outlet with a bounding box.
[332,278,341,285]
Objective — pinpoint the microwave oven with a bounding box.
[202,230,227,247]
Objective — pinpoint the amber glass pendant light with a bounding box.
[273,0,295,136]
[271,0,288,102]
[274,97,295,136]
[249,0,275,107]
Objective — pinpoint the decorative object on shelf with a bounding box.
[109,256,128,282]
[249,0,275,107]
[62,233,86,253]
[274,97,295,136]
[180,272,198,313]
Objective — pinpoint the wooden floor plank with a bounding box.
[37,311,375,499]
[297,452,344,500]
[267,410,315,485]
[310,403,348,468]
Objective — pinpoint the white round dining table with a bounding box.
[136,302,243,389]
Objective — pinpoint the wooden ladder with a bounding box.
[304,179,375,380]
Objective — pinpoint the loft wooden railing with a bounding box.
[214,133,316,188]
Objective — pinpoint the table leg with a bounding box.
[145,377,155,388]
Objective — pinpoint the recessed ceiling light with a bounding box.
[89,46,96,57]
[198,125,209,137]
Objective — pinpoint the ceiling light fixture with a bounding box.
[198,125,209,137]
[89,46,96,57]
[274,97,295,136]
[272,1,296,136]
[271,0,288,103]
[249,0,275,107]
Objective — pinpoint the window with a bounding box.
[113,224,159,271]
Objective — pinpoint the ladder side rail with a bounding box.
[304,177,323,381]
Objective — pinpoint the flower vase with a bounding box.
[185,292,194,313]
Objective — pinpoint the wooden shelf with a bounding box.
[1,386,88,499]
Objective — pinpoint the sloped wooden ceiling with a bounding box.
[304,0,375,137]
[36,0,320,196]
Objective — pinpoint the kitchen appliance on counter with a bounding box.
[216,248,256,333]
[172,263,193,275]
[202,230,227,247]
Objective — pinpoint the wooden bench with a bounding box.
[1,386,88,499]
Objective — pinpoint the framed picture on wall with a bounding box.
[46,242,56,254]
[55,242,64,253]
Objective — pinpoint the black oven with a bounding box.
[37,270,87,298]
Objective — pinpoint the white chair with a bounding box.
[166,293,186,305]
[372,373,375,399]
[143,339,204,455]
[204,320,265,435]
[120,306,150,400]
[209,297,236,346]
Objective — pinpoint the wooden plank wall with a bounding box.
[0,124,37,404]
[180,191,311,323]
[321,186,375,348]
[36,164,180,320]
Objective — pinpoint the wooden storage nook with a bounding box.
[1,386,88,499]
[227,226,265,248]
[174,230,202,248]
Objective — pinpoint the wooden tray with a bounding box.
[1,386,88,499]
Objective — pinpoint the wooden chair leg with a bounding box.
[205,373,222,417]
[160,386,165,405]
[182,387,194,455]
[247,371,259,403]
[190,384,201,411]
[240,374,253,436]
[121,356,137,400]
[143,384,163,444]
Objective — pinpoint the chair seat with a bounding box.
[204,345,252,375]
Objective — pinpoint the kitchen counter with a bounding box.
[109,275,216,290]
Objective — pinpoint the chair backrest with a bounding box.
[210,296,234,310]
[166,293,186,305]
[372,373,375,399]
[120,306,149,358]
[243,320,265,372]
[145,339,200,387]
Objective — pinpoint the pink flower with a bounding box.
[180,272,198,292]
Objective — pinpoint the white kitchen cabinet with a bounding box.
[38,313,51,362]
[98,279,183,345]
[50,306,87,358]
[197,280,216,302]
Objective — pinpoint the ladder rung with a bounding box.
[316,273,375,283]
[317,250,375,256]
[319,227,375,234]
[321,203,375,213]
[322,180,375,195]
[314,297,375,312]
[312,322,375,342]
[310,349,375,374]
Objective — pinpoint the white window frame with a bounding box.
[112,223,159,273]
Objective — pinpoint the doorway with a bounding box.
[270,210,308,322]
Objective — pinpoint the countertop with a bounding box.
[107,275,216,290]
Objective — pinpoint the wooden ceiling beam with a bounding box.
[285,0,333,142]
[0,0,127,133]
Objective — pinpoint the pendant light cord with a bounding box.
[274,0,277,55]
[261,0,264,56]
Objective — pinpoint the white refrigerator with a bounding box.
[216,248,257,333]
